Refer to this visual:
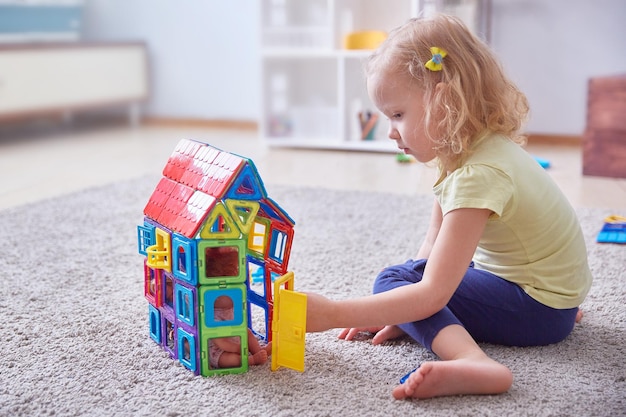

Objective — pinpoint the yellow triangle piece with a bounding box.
[225,199,260,235]
[271,272,307,373]
[200,202,241,239]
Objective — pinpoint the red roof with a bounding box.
[144,140,245,238]
[163,139,244,194]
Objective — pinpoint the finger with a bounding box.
[345,328,360,340]
[372,326,394,345]
[344,328,362,341]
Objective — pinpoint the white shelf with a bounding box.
[265,137,399,153]
[260,0,490,152]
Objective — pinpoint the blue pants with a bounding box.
[373,259,579,352]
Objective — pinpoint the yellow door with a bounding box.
[271,272,307,372]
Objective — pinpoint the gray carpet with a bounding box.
[1,175,624,417]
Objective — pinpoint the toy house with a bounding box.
[137,139,302,377]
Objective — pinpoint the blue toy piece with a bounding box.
[148,304,161,344]
[532,155,551,169]
[177,327,199,374]
[224,163,267,201]
[172,234,198,286]
[597,215,626,244]
[137,223,156,256]
[174,282,197,328]
[400,365,421,384]
[200,286,246,329]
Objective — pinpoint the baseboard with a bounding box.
[526,134,582,146]
[143,117,258,131]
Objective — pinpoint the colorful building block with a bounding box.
[171,233,198,285]
[174,281,197,329]
[177,326,199,374]
[143,260,162,307]
[597,215,626,244]
[137,139,306,376]
[148,304,161,344]
[161,309,177,359]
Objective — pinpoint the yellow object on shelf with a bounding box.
[343,31,387,50]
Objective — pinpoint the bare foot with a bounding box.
[248,349,268,366]
[392,356,513,400]
[576,308,584,323]
[248,342,272,366]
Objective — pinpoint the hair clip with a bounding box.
[425,47,447,72]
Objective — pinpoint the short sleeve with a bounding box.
[434,164,515,218]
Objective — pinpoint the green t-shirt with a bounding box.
[433,134,592,309]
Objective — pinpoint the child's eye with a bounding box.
[392,113,402,119]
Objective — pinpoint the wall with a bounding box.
[81,0,260,121]
[82,0,626,135]
[491,0,626,135]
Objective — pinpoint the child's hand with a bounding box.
[339,325,405,345]
[338,327,384,341]
[305,292,336,333]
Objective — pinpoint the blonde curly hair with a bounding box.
[365,15,529,170]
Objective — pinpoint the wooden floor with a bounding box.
[1,118,625,211]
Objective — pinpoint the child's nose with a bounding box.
[388,126,400,141]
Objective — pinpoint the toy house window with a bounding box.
[235,175,255,196]
[177,247,187,273]
[204,246,239,278]
[180,291,191,319]
[268,270,281,300]
[163,273,175,311]
[213,295,237,323]
[182,338,191,362]
[248,221,267,255]
[247,259,266,298]
[144,262,162,306]
[137,224,155,256]
[175,283,195,327]
[208,335,243,370]
[202,287,244,329]
[269,229,287,264]
[177,328,197,372]
[249,302,268,342]
[172,235,196,285]
[147,268,157,297]
[163,315,176,357]
[148,305,161,344]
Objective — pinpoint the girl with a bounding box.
[304,15,592,400]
